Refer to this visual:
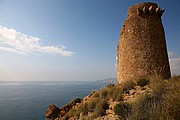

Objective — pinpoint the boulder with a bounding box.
[45,104,59,120]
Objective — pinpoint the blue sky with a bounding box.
[0,0,180,81]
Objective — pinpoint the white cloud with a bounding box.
[0,25,74,56]
[168,51,180,75]
[0,46,26,55]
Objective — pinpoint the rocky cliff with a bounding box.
[45,75,180,120]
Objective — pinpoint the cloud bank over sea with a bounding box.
[0,25,74,56]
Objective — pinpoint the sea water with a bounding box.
[0,81,109,120]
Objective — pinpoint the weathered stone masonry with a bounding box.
[117,2,171,83]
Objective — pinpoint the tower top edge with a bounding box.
[128,2,164,16]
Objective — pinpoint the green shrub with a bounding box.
[128,75,166,120]
[69,98,82,107]
[88,98,99,112]
[100,88,108,99]
[128,75,180,120]
[114,102,131,119]
[122,81,135,93]
[149,75,166,96]
[63,98,82,119]
[92,99,109,118]
[112,93,123,101]
[106,83,115,88]
[80,115,89,120]
[63,108,81,120]
[81,103,88,115]
[161,75,180,120]
[100,100,109,111]
[137,78,149,87]
[64,115,69,120]
[92,91,100,98]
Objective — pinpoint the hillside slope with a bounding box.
[45,75,180,120]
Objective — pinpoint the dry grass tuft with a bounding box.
[128,75,180,120]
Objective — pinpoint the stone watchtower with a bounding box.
[117,2,171,84]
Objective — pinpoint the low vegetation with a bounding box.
[136,78,149,87]
[114,101,131,119]
[61,75,180,120]
[126,75,180,120]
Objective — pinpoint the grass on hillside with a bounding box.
[63,75,180,120]
[127,75,180,120]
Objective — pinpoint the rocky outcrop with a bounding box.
[45,81,150,120]
[45,104,59,120]
[45,75,180,120]
[117,2,171,84]
[45,98,82,120]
